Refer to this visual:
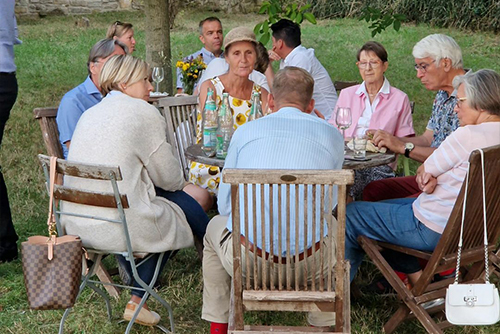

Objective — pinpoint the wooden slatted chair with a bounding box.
[224,169,354,334]
[333,81,359,93]
[33,107,120,299]
[157,96,199,180]
[358,144,500,334]
[38,154,175,334]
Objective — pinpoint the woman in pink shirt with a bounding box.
[345,69,500,283]
[328,42,415,199]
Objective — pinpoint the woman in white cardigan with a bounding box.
[63,55,209,326]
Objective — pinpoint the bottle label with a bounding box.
[203,127,217,147]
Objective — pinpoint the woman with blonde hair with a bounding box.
[106,21,136,53]
[63,55,209,326]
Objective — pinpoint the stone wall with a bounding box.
[15,0,133,17]
[15,0,259,17]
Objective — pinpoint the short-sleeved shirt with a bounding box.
[176,47,224,90]
[56,76,102,157]
[426,90,460,147]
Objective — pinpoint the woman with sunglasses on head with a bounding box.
[328,41,415,200]
[107,21,136,53]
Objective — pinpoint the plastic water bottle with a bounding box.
[201,88,218,156]
[216,93,233,159]
[248,92,262,121]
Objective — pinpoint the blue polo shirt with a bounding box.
[56,76,102,157]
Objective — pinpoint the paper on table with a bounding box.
[347,139,387,153]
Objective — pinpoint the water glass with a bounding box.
[152,66,164,93]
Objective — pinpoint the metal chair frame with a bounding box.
[38,154,175,334]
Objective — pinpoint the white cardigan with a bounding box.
[62,92,193,253]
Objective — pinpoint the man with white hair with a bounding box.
[364,34,466,201]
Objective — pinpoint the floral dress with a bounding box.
[188,77,262,195]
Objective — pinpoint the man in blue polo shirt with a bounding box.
[176,17,224,94]
[57,38,126,158]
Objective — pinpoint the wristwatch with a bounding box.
[404,142,415,158]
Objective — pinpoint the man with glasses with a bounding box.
[56,38,126,158]
[269,19,337,120]
[176,17,224,94]
[365,34,466,201]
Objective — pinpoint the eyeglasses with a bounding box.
[114,21,123,26]
[356,61,382,69]
[456,97,467,108]
[414,60,436,73]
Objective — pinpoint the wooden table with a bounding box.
[185,143,396,170]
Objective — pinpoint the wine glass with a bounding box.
[335,107,352,152]
[152,67,164,93]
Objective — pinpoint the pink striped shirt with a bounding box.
[413,122,500,233]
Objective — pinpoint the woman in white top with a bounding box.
[189,27,269,195]
[345,69,500,283]
[64,55,209,326]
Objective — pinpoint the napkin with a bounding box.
[347,139,387,153]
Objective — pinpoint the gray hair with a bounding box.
[453,69,500,116]
[87,38,127,74]
[412,34,463,69]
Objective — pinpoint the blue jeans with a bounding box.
[120,189,209,298]
[345,198,442,282]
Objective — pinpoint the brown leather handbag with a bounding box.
[22,156,83,310]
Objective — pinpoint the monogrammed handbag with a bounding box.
[22,156,83,310]
[445,148,500,325]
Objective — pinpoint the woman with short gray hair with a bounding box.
[345,69,500,284]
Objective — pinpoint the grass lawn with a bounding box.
[1,8,500,334]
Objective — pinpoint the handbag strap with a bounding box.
[46,156,58,260]
[454,148,488,284]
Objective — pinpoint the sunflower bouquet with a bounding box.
[176,54,207,95]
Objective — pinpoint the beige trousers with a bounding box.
[202,215,336,326]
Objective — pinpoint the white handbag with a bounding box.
[445,148,500,325]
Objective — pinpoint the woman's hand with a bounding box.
[416,164,437,194]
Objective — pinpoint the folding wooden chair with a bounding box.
[157,96,198,180]
[333,81,358,94]
[358,144,500,334]
[33,107,120,298]
[224,169,354,333]
[38,154,175,334]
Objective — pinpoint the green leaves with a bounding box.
[254,0,317,45]
[360,6,406,37]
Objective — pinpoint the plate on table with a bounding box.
[150,92,169,97]
[344,154,371,162]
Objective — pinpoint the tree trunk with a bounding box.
[144,0,172,94]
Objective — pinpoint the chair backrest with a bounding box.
[224,168,354,331]
[334,81,359,93]
[33,107,64,159]
[157,96,199,180]
[37,154,131,247]
[414,144,500,292]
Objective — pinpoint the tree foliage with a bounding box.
[360,7,406,37]
[254,0,317,45]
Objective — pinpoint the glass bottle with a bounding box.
[201,88,218,156]
[216,93,233,159]
[248,92,263,121]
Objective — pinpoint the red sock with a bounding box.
[211,322,228,334]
